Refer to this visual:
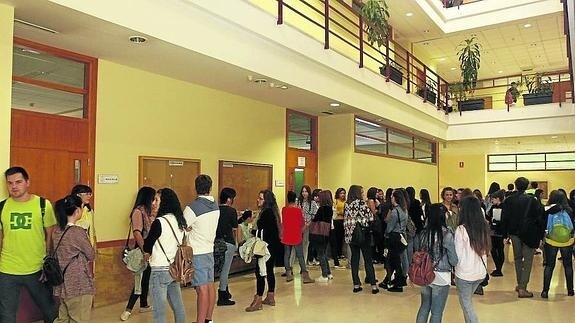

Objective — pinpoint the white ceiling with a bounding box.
[385,0,568,81]
[443,134,575,154]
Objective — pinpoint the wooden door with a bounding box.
[140,157,201,209]
[286,148,317,192]
[219,161,273,212]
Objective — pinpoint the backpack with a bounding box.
[42,226,78,286]
[408,249,435,286]
[157,217,194,286]
[406,217,417,239]
[546,209,574,243]
[213,238,227,275]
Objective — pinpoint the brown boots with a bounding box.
[302,271,315,284]
[262,292,276,306]
[286,270,294,282]
[245,295,263,312]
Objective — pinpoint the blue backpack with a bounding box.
[546,210,574,243]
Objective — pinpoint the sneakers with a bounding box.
[490,270,503,277]
[353,286,363,293]
[327,274,334,280]
[139,306,153,313]
[333,265,345,270]
[120,311,131,321]
[317,276,329,283]
[517,289,534,298]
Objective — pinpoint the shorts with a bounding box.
[192,253,214,286]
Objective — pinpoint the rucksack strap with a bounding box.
[0,198,45,230]
[0,199,6,228]
[156,217,185,264]
[52,226,73,256]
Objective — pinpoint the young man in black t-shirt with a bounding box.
[216,187,239,306]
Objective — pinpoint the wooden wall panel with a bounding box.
[11,110,88,152]
[219,161,273,212]
[94,245,136,308]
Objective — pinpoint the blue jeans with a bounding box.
[416,284,450,323]
[219,242,237,292]
[150,268,186,323]
[0,271,57,323]
[285,244,308,273]
[455,277,483,323]
[315,240,331,277]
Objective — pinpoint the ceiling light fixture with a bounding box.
[14,18,59,34]
[330,103,340,107]
[423,42,430,46]
[129,36,147,44]
[524,23,532,28]
[498,70,503,74]
[551,135,558,139]
[423,29,430,33]
[406,12,414,17]
[355,118,380,128]
[279,85,288,90]
[439,58,446,61]
[450,67,456,70]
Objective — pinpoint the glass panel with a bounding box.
[489,155,515,163]
[288,113,311,134]
[414,139,433,152]
[546,161,575,170]
[546,152,575,161]
[388,143,413,159]
[489,163,516,171]
[493,79,508,87]
[12,81,84,118]
[516,162,545,171]
[288,132,311,150]
[388,130,412,145]
[414,150,432,161]
[13,45,86,88]
[516,154,545,162]
[355,135,387,153]
[355,120,387,141]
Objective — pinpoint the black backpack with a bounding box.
[43,226,78,286]
[213,238,228,275]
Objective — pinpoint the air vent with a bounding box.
[322,111,334,115]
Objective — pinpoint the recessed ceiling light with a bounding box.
[498,70,503,74]
[439,58,446,61]
[551,135,558,139]
[279,85,288,90]
[450,67,457,70]
[423,42,430,46]
[129,35,147,44]
[406,12,414,17]
[524,23,532,28]
[330,103,340,107]
[530,43,537,47]
[423,29,430,33]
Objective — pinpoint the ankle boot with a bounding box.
[302,271,315,284]
[245,295,263,312]
[262,292,276,306]
[217,290,235,306]
[286,270,294,282]
[225,287,232,300]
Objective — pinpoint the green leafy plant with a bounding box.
[457,37,481,93]
[448,82,467,103]
[361,0,390,48]
[523,74,553,95]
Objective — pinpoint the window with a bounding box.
[287,111,316,150]
[488,152,575,171]
[12,41,89,118]
[354,117,436,164]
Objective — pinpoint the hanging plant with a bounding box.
[457,37,481,93]
[361,0,390,48]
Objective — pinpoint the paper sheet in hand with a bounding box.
[492,209,502,221]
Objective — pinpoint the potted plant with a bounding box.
[522,74,553,105]
[417,77,437,104]
[361,0,403,85]
[451,37,484,111]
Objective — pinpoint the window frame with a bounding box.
[354,116,437,165]
[286,110,317,152]
[487,151,575,172]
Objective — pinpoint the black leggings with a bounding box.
[333,220,345,258]
[256,254,276,296]
[491,236,504,272]
[126,265,151,310]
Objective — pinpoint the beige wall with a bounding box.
[318,114,354,192]
[439,152,486,193]
[0,4,14,199]
[95,60,286,241]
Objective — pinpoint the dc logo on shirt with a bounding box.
[10,213,33,230]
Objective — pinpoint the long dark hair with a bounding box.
[458,196,491,256]
[399,188,410,208]
[70,184,92,211]
[366,187,378,201]
[319,190,333,207]
[487,182,500,196]
[54,195,82,230]
[548,190,573,215]
[420,189,431,206]
[298,185,312,212]
[260,189,281,234]
[133,186,156,217]
[392,189,407,211]
[156,188,186,230]
[422,203,448,259]
[347,185,363,203]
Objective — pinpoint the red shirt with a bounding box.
[281,206,304,245]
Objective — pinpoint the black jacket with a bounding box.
[409,199,425,233]
[501,191,544,248]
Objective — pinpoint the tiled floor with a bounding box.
[91,244,574,322]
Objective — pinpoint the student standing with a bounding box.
[216,187,239,306]
[281,191,314,283]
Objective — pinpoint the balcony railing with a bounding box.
[250,0,572,114]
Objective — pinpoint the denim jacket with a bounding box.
[414,227,458,272]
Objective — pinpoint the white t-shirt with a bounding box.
[183,196,219,255]
[454,225,487,282]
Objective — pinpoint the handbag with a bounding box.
[252,229,268,256]
[309,220,331,237]
[480,257,490,287]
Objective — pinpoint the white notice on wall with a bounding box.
[297,157,306,167]
[98,174,119,184]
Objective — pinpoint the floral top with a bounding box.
[343,199,374,244]
[300,200,318,226]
